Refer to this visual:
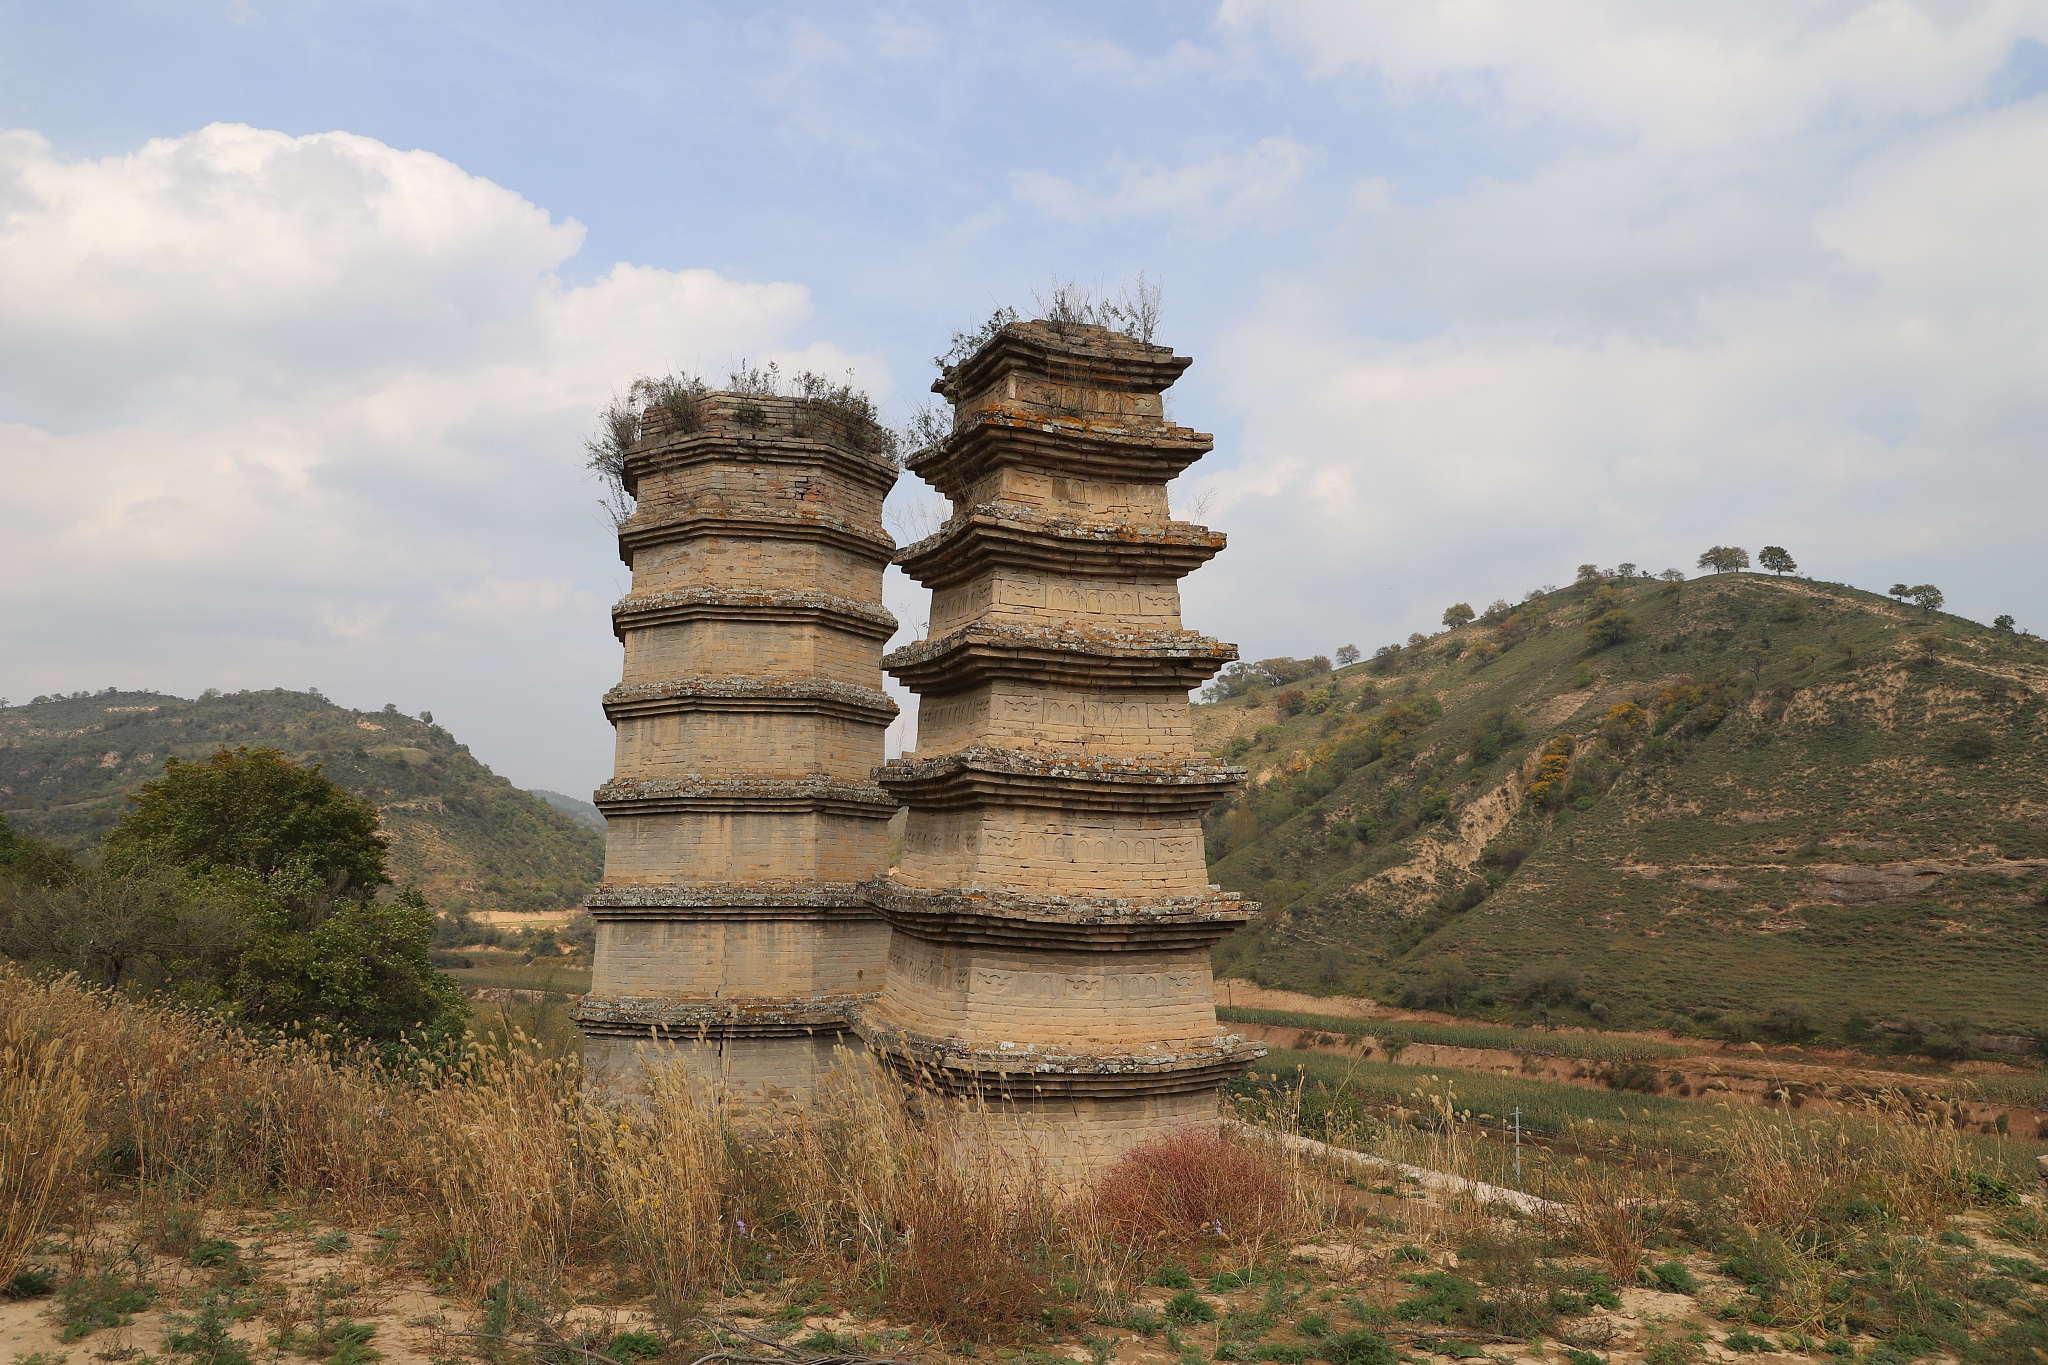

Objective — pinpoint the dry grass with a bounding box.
[11,961,2017,1355]
[0,968,1330,1341]
[1,1005,101,1286]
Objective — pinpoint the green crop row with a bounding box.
[1217,1005,1692,1061]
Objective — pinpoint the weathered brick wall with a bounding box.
[594,916,887,996]
[895,808,1210,897]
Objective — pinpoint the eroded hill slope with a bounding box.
[1198,574,2048,1039]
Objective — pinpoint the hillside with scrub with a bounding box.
[0,688,603,913]
[1198,567,2048,1049]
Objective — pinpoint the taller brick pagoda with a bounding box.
[574,391,901,1105]
[858,321,1261,1169]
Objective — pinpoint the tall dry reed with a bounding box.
[2,966,1342,1337]
[0,1007,102,1285]
[417,1037,596,1298]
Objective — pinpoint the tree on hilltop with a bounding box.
[1442,603,1475,628]
[1907,584,1945,614]
[1994,615,2016,632]
[1698,546,1750,573]
[1758,546,1797,576]
[1335,644,1361,667]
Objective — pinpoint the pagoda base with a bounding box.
[576,993,868,1111]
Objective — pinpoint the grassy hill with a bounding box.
[0,688,603,913]
[1197,572,2048,1043]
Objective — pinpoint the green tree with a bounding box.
[104,747,390,896]
[1907,583,1944,614]
[233,884,463,1040]
[1758,545,1797,575]
[0,814,76,889]
[1441,602,1475,628]
[1994,614,2016,632]
[1584,609,1635,648]
[1889,582,1912,601]
[1697,545,1749,573]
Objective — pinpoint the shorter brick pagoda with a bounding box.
[574,390,901,1105]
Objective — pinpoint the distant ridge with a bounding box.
[531,788,606,832]
[1,688,603,913]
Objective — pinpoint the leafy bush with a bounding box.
[1322,1331,1392,1365]
[5,1265,57,1298]
[1165,1290,1217,1325]
[1649,1261,1700,1294]
[1506,959,1584,1006]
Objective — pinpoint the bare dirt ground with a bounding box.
[9,1182,2044,1365]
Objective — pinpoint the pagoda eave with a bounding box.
[611,587,898,642]
[573,993,869,1040]
[909,417,1213,499]
[883,624,1236,694]
[602,676,899,726]
[856,1020,1267,1100]
[616,508,895,567]
[618,423,901,499]
[594,777,899,818]
[896,505,1224,588]
[862,878,1256,951]
[877,748,1243,815]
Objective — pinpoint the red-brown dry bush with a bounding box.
[1094,1128,1294,1248]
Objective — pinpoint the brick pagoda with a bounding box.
[574,392,901,1105]
[857,321,1261,1168]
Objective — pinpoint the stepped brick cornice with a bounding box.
[896,502,1225,588]
[626,393,901,493]
[602,676,898,725]
[884,621,1235,693]
[908,411,1214,502]
[615,505,896,566]
[935,322,1193,403]
[876,747,1243,815]
[858,1016,1265,1099]
[611,587,897,641]
[594,775,897,817]
[584,882,876,916]
[574,994,870,1039]
[862,878,1251,950]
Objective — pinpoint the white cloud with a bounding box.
[1222,1,2048,152]
[1012,135,1318,228]
[1175,11,2048,660]
[0,123,890,791]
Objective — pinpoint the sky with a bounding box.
[4,1,2048,796]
